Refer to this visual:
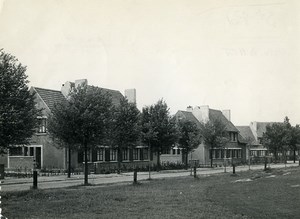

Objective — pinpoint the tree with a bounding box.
[177,119,201,169]
[110,98,141,174]
[290,125,300,162]
[262,120,289,162]
[47,99,80,178]
[199,119,229,167]
[0,49,39,153]
[141,108,158,178]
[48,84,113,185]
[282,117,300,163]
[141,100,178,171]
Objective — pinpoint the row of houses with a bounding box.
[0,79,285,171]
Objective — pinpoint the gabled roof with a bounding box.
[33,87,66,112]
[238,133,248,144]
[176,109,238,132]
[33,85,124,112]
[87,85,124,106]
[256,122,276,138]
[176,111,201,128]
[209,109,238,132]
[236,126,259,145]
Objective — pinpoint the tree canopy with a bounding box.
[177,119,201,168]
[109,98,141,173]
[262,117,300,162]
[47,97,80,177]
[199,118,229,167]
[48,84,113,185]
[0,49,39,153]
[141,99,178,169]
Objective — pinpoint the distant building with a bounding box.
[236,125,267,162]
[172,106,247,166]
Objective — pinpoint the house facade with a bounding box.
[236,125,268,163]
[174,106,247,166]
[7,79,153,172]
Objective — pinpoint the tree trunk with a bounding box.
[117,147,122,174]
[210,148,213,168]
[84,140,88,186]
[274,149,278,163]
[185,150,188,170]
[68,146,71,178]
[156,149,161,172]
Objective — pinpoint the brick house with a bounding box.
[236,125,268,163]
[174,106,247,166]
[7,79,152,171]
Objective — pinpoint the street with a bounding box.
[1,162,299,192]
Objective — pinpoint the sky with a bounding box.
[0,0,299,126]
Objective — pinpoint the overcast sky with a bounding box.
[0,0,299,125]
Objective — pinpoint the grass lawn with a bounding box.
[2,167,300,219]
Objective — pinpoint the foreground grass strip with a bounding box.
[207,167,300,219]
[2,167,300,219]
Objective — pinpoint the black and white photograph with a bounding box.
[0,0,299,218]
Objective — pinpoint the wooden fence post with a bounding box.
[133,168,137,184]
[33,170,38,189]
[232,164,236,174]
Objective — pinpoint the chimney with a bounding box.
[75,79,88,88]
[61,81,72,98]
[250,121,258,141]
[125,88,136,104]
[192,105,209,123]
[222,110,231,121]
[186,106,193,112]
[200,105,209,123]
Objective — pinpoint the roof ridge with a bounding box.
[179,110,192,113]
[33,87,62,93]
[87,85,122,93]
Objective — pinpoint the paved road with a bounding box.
[1,162,299,192]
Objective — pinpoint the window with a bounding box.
[37,118,47,133]
[9,147,23,156]
[83,150,91,162]
[172,149,176,155]
[221,149,224,158]
[97,148,104,161]
[226,149,231,158]
[230,132,237,142]
[110,149,117,161]
[122,148,128,161]
[215,149,220,159]
[161,149,170,154]
[177,149,181,155]
[29,147,34,156]
[133,148,139,160]
[143,148,149,160]
[233,150,237,158]
[257,150,261,157]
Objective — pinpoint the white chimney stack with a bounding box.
[125,89,136,104]
[75,79,88,88]
[61,81,72,98]
[222,110,231,121]
[192,105,209,123]
[186,106,193,112]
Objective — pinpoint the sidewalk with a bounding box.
[1,162,299,192]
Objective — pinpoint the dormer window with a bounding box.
[37,117,47,133]
[229,132,237,142]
